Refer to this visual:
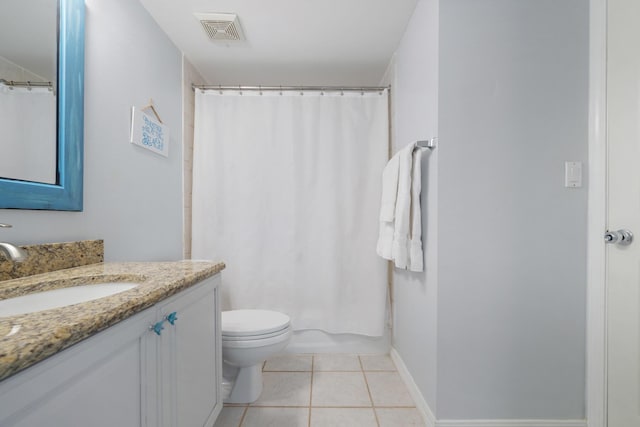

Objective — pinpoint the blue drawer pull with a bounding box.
[166,311,178,325]
[152,320,165,336]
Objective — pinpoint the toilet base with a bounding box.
[225,363,263,404]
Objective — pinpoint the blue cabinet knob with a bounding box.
[166,311,178,325]
[152,320,165,336]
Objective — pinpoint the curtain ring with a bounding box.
[238,85,242,96]
[259,85,263,96]
[279,85,283,96]
[218,84,222,95]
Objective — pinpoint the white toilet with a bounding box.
[221,309,292,403]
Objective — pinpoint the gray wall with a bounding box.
[436,0,588,419]
[390,0,588,420]
[0,0,183,262]
[389,0,439,410]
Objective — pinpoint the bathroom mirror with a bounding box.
[0,0,85,211]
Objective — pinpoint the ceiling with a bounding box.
[0,0,57,82]
[138,0,418,86]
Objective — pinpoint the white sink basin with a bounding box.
[0,283,139,317]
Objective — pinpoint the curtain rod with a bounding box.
[0,79,53,90]
[192,84,390,93]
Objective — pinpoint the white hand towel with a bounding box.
[376,152,401,259]
[377,221,395,260]
[391,142,417,269]
[409,147,424,272]
[379,154,400,222]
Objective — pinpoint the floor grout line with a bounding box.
[246,405,373,408]
[372,405,418,408]
[307,405,373,408]
[308,355,314,427]
[237,405,248,427]
[247,404,313,408]
[359,355,381,427]
[264,370,397,372]
[242,404,417,409]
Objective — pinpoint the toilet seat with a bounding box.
[222,328,292,349]
[222,309,291,337]
[222,325,290,341]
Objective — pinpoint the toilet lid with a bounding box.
[221,309,291,337]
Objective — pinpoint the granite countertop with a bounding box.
[0,260,225,382]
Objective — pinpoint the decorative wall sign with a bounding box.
[130,105,169,157]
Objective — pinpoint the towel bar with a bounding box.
[416,138,437,149]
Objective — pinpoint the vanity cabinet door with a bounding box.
[0,308,158,427]
[158,274,222,427]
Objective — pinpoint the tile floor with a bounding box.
[214,354,426,427]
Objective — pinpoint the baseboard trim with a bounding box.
[437,421,586,427]
[390,347,436,427]
[389,348,586,427]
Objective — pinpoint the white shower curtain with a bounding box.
[192,89,388,336]
[0,84,56,183]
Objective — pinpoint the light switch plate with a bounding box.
[565,161,582,188]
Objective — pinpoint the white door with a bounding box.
[606,0,640,426]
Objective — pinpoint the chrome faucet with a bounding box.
[0,223,28,262]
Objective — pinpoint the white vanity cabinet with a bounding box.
[0,274,222,427]
[157,274,222,427]
[0,308,158,426]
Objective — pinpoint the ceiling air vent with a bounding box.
[194,13,245,42]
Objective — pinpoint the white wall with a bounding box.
[0,0,184,262]
[389,0,439,410]
[391,0,588,420]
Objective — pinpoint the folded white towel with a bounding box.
[391,142,416,269]
[379,154,400,222]
[409,147,423,272]
[377,221,395,260]
[376,141,424,272]
[376,150,401,259]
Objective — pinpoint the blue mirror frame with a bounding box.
[0,0,84,211]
